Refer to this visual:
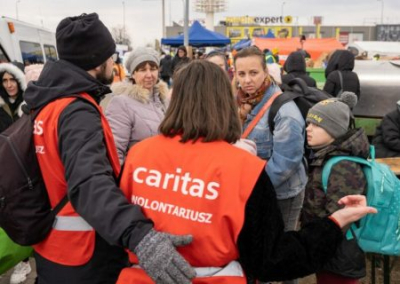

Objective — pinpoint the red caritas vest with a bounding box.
[33,93,121,266]
[117,135,266,284]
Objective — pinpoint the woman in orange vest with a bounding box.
[118,60,376,284]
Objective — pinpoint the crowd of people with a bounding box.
[2,11,396,284]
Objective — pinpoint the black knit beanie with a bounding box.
[56,13,116,71]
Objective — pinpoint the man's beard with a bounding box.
[96,63,114,85]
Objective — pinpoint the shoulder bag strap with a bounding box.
[241,91,281,139]
[338,71,344,93]
[322,156,370,193]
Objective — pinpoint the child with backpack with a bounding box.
[301,92,369,284]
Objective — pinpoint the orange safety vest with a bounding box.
[32,93,121,266]
[117,135,266,284]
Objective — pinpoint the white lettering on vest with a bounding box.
[132,167,220,200]
[131,195,213,224]
[33,120,43,135]
[35,145,45,154]
[133,167,147,183]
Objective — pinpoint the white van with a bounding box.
[0,16,57,65]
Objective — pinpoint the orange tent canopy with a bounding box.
[253,37,344,62]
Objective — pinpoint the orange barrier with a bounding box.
[253,37,345,63]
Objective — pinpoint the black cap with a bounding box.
[56,13,116,71]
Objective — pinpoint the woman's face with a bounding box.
[306,123,334,147]
[207,56,226,71]
[178,49,185,58]
[2,72,18,98]
[132,63,159,91]
[235,55,267,95]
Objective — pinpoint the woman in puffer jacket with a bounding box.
[0,62,26,133]
[105,47,169,163]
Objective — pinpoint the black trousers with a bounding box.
[35,233,129,284]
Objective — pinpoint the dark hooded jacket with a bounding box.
[323,50,361,98]
[372,106,400,158]
[24,60,153,283]
[301,128,369,278]
[160,54,173,78]
[281,51,316,87]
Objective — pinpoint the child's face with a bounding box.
[306,123,335,147]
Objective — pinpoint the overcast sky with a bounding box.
[1,0,400,46]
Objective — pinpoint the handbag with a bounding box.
[0,228,33,275]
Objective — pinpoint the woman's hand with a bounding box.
[239,103,252,121]
[330,195,377,228]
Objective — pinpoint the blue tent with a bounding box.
[161,21,231,47]
[232,39,251,50]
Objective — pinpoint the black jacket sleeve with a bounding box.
[58,99,153,251]
[237,170,343,282]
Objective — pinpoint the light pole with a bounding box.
[122,1,126,33]
[281,1,286,18]
[162,0,166,38]
[16,0,21,20]
[183,0,189,47]
[377,0,384,24]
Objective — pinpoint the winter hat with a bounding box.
[124,47,160,74]
[306,91,358,139]
[56,13,116,71]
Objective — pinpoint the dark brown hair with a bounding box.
[233,46,266,70]
[159,60,241,143]
[130,61,159,84]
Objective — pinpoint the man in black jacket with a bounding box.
[24,13,195,284]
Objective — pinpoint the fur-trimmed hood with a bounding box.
[111,80,169,105]
[0,63,27,91]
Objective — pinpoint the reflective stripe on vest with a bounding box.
[195,260,244,278]
[130,260,243,278]
[53,216,93,231]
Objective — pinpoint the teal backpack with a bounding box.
[322,145,400,256]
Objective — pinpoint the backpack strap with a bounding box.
[241,91,281,139]
[51,195,69,216]
[321,156,370,193]
[337,71,344,95]
[267,91,303,133]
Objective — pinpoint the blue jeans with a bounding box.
[277,189,305,284]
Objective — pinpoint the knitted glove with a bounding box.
[134,229,196,284]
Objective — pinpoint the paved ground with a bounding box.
[1,256,399,284]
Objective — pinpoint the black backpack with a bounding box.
[0,107,68,246]
[268,78,332,162]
